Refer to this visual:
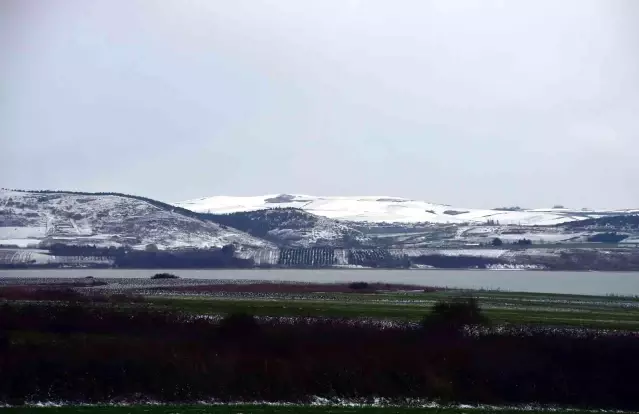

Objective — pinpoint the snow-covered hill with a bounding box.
[0,190,273,250]
[175,194,637,226]
[206,208,368,247]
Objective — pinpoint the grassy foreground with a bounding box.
[2,279,638,410]
[3,277,639,331]
[1,405,607,414]
[148,288,639,331]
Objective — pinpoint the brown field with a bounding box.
[148,282,438,294]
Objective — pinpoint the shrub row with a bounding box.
[0,302,637,409]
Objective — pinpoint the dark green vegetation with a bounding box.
[207,208,365,247]
[38,244,511,269]
[347,250,412,268]
[146,293,639,331]
[0,405,614,414]
[151,272,180,279]
[135,281,639,331]
[562,214,639,230]
[278,247,337,267]
[1,277,639,410]
[586,232,629,243]
[3,279,639,330]
[25,241,639,271]
[44,244,252,269]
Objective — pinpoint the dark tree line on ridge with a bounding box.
[207,208,319,239]
[586,232,629,243]
[43,244,509,269]
[47,243,251,269]
[562,214,639,230]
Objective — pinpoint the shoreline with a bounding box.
[2,275,639,300]
[3,266,639,273]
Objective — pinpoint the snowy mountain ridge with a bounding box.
[0,189,273,249]
[175,194,638,226]
[2,189,637,253]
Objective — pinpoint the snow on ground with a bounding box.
[433,249,508,258]
[11,400,630,411]
[236,248,280,265]
[0,248,54,264]
[0,238,42,247]
[458,226,586,242]
[500,248,564,258]
[0,226,47,239]
[176,194,628,226]
[393,248,508,258]
[333,249,349,265]
[495,233,584,243]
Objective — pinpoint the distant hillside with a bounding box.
[176,193,638,225]
[206,208,368,247]
[0,189,273,250]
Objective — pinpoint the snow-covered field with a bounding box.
[495,233,583,243]
[0,238,42,247]
[0,248,54,264]
[456,225,588,244]
[395,248,509,258]
[176,194,634,225]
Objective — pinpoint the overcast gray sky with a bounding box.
[1,0,638,208]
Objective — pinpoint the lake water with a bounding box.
[2,269,639,296]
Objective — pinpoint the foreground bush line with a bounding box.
[149,281,436,294]
[0,403,622,414]
[1,301,638,410]
[0,286,144,303]
[1,300,634,337]
[0,282,436,301]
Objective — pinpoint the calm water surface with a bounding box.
[2,269,639,296]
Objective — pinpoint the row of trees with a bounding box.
[563,215,639,230]
[411,254,503,269]
[348,249,411,268]
[491,237,532,246]
[49,244,130,257]
[587,232,630,243]
[115,247,251,269]
[47,243,251,269]
[278,248,335,267]
[492,233,631,246]
[43,244,511,269]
